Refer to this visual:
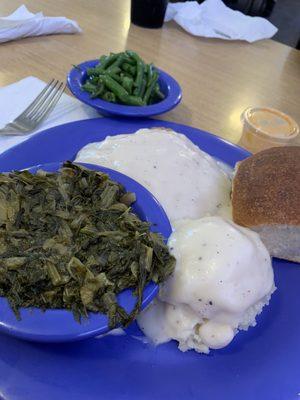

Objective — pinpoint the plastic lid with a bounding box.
[241,107,299,141]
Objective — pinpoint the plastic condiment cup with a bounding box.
[239,107,299,153]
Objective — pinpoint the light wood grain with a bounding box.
[0,0,299,147]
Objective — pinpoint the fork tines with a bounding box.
[19,79,66,123]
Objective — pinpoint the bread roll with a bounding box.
[232,146,300,263]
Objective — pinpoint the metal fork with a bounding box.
[0,79,66,136]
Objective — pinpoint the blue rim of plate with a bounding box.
[67,60,182,117]
[0,161,172,343]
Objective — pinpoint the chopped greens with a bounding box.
[0,162,175,328]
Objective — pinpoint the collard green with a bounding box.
[0,162,175,328]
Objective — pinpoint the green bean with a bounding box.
[106,54,126,73]
[154,83,165,100]
[125,50,140,63]
[100,53,118,70]
[146,63,153,87]
[122,76,134,94]
[86,67,97,76]
[90,83,105,99]
[87,65,104,76]
[139,78,147,99]
[143,72,159,104]
[133,78,147,98]
[134,60,145,96]
[97,69,122,84]
[124,95,145,106]
[99,55,107,64]
[108,66,121,75]
[123,55,136,66]
[106,71,122,84]
[100,75,144,106]
[81,82,97,94]
[123,72,134,79]
[100,74,129,95]
[120,72,131,79]
[102,91,117,103]
[121,63,136,76]
[126,51,146,94]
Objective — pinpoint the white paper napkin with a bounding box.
[0,77,99,155]
[0,5,81,43]
[165,0,277,43]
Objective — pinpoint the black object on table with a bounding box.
[131,0,169,28]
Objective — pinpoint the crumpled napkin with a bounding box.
[165,0,277,43]
[0,5,81,43]
[0,77,99,155]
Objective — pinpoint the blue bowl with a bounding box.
[0,162,172,343]
[67,60,182,117]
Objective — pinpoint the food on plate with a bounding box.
[0,162,175,327]
[232,146,300,263]
[75,128,231,222]
[137,216,275,353]
[81,50,165,106]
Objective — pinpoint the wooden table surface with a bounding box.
[0,0,299,146]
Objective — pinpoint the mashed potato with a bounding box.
[75,128,231,222]
[137,217,275,353]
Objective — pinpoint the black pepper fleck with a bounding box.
[209,301,213,306]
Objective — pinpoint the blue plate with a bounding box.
[0,118,299,400]
[0,161,172,343]
[67,60,182,117]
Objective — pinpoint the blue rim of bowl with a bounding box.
[67,60,182,117]
[0,162,172,343]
